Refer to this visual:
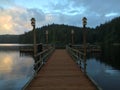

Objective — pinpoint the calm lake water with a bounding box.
[87,58,120,90]
[0,44,120,90]
[0,44,34,90]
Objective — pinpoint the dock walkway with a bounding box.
[25,49,97,90]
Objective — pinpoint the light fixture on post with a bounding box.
[82,17,87,73]
[31,18,37,56]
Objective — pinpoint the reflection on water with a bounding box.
[87,58,120,90]
[0,44,33,46]
[0,50,34,90]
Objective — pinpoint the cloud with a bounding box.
[63,0,120,27]
[0,7,27,34]
[0,6,47,35]
[0,0,15,8]
[0,13,14,34]
[105,12,119,17]
[0,0,120,34]
[0,5,62,35]
[0,0,14,4]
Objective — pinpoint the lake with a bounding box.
[0,44,120,90]
[0,44,34,90]
[87,58,120,90]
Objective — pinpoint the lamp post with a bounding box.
[31,18,37,56]
[82,17,87,73]
[71,29,74,45]
[46,30,48,44]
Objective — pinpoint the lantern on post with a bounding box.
[31,18,35,27]
[31,18,37,56]
[82,17,87,28]
[82,17,87,74]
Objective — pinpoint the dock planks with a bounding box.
[25,49,97,90]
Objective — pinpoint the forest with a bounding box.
[19,16,120,45]
[0,35,19,43]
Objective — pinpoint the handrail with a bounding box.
[22,46,55,90]
[66,45,84,70]
[34,46,55,72]
[66,45,102,90]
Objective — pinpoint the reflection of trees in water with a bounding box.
[102,45,120,70]
[19,51,33,56]
[87,52,102,60]
[0,46,19,51]
[87,45,120,70]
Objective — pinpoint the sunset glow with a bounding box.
[0,56,13,72]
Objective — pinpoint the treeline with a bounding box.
[19,24,96,45]
[95,16,120,44]
[0,35,19,43]
[19,16,120,45]
[94,16,120,69]
[95,17,120,68]
[1,16,120,46]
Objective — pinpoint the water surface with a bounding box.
[87,57,120,90]
[0,44,34,90]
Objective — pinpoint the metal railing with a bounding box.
[22,45,55,90]
[66,45,85,71]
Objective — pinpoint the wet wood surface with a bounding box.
[25,49,97,90]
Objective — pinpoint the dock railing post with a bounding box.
[79,53,82,68]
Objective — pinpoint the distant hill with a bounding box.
[0,35,19,43]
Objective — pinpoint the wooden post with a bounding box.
[31,18,37,56]
[33,25,37,56]
[82,17,87,74]
[83,27,87,73]
[46,30,48,44]
[71,30,74,45]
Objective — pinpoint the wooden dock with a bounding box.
[24,49,98,90]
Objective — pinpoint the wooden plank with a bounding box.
[25,49,97,90]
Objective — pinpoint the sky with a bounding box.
[0,0,120,35]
